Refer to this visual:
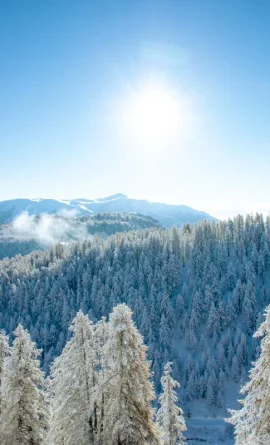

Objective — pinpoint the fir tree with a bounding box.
[99,304,161,445]
[157,362,186,445]
[226,305,270,444]
[48,311,97,445]
[0,325,48,445]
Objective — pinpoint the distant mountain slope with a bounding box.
[0,194,217,227]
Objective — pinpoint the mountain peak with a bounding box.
[96,193,127,202]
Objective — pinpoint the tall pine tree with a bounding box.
[157,362,186,445]
[99,303,161,445]
[0,330,10,416]
[48,311,97,445]
[226,305,270,444]
[0,325,48,445]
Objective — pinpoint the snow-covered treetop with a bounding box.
[109,303,133,333]
[254,304,270,339]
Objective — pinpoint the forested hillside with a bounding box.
[0,213,269,428]
[0,212,161,259]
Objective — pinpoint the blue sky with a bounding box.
[0,0,269,218]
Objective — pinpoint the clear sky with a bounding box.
[0,0,269,219]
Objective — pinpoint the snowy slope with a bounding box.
[0,194,217,227]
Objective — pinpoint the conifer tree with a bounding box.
[157,362,186,445]
[47,311,97,445]
[99,304,161,445]
[0,325,48,445]
[94,316,109,440]
[226,305,270,444]
[0,330,10,416]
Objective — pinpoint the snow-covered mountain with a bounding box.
[0,194,217,227]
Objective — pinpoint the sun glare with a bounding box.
[131,85,180,142]
[120,82,185,150]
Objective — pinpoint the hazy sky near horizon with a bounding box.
[0,0,269,219]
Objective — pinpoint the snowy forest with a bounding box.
[0,213,270,443]
[0,304,187,445]
[0,302,269,444]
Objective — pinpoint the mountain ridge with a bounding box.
[0,194,217,227]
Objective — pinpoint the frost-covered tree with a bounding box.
[185,328,198,352]
[95,316,109,359]
[48,311,97,445]
[206,370,218,409]
[207,303,220,337]
[93,316,109,439]
[0,325,48,445]
[99,304,161,445]
[243,281,257,334]
[226,305,270,444]
[157,362,186,445]
[0,330,10,415]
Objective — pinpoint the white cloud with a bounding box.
[10,212,90,245]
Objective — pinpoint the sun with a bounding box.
[114,79,195,157]
[122,81,184,149]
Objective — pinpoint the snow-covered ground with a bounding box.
[186,418,234,444]
[184,399,235,444]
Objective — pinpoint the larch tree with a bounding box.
[99,303,161,445]
[0,324,48,445]
[47,310,98,445]
[226,305,270,444]
[93,316,109,439]
[157,362,186,445]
